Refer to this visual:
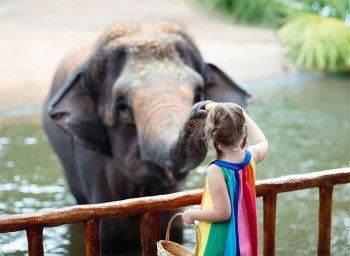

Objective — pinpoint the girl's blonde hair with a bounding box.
[204,103,247,159]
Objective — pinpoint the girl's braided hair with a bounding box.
[204,103,247,159]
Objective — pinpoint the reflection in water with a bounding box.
[0,75,349,255]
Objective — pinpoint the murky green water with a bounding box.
[0,74,349,255]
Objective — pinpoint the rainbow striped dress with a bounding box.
[197,150,258,256]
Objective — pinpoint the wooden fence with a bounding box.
[0,167,349,255]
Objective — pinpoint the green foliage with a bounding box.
[278,14,350,72]
[195,0,349,25]
[194,0,350,73]
[194,0,283,26]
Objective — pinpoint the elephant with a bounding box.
[42,21,251,255]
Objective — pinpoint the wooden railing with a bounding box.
[0,167,349,255]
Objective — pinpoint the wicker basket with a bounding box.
[157,213,197,256]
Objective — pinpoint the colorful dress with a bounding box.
[197,150,258,256]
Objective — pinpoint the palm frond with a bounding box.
[277,13,350,72]
[193,0,350,72]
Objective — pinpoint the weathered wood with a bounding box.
[140,212,160,256]
[0,168,348,233]
[84,219,100,256]
[318,184,333,256]
[0,167,348,256]
[27,227,44,256]
[263,193,277,256]
[256,168,349,197]
[0,189,203,233]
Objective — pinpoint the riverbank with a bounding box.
[0,0,296,112]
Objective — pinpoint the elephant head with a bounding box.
[43,21,250,253]
[46,21,250,195]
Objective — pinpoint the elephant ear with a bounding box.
[204,63,251,108]
[48,67,112,156]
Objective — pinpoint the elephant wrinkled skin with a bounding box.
[42,21,251,255]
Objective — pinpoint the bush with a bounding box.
[194,0,350,73]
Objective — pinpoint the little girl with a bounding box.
[182,102,269,256]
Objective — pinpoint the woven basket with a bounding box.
[157,213,197,256]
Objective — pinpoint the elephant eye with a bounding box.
[115,98,134,124]
[194,88,204,103]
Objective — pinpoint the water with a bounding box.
[0,75,349,255]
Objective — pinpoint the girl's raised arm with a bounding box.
[245,114,269,164]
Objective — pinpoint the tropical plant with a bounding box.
[278,13,350,72]
[193,0,282,26]
[193,0,350,73]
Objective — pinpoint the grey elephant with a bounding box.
[43,21,250,254]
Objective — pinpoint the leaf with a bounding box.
[277,13,350,72]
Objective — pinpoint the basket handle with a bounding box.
[165,213,183,241]
[165,213,198,255]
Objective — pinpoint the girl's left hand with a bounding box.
[182,209,195,224]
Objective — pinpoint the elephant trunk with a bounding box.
[133,94,208,184]
[133,93,190,172]
[171,101,209,178]
[129,61,209,184]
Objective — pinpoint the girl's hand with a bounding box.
[182,209,196,224]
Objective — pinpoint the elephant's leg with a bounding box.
[100,216,141,255]
[99,212,183,255]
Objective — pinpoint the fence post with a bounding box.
[318,184,333,256]
[84,219,101,256]
[27,227,44,256]
[263,193,277,256]
[140,211,160,256]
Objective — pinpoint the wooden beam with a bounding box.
[256,168,349,197]
[0,168,348,233]
[27,227,44,256]
[0,189,202,233]
[84,219,100,256]
[0,168,348,256]
[318,184,333,256]
[263,193,277,256]
[140,212,160,256]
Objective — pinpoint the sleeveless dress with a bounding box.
[196,150,258,256]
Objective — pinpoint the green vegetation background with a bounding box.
[192,0,350,73]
